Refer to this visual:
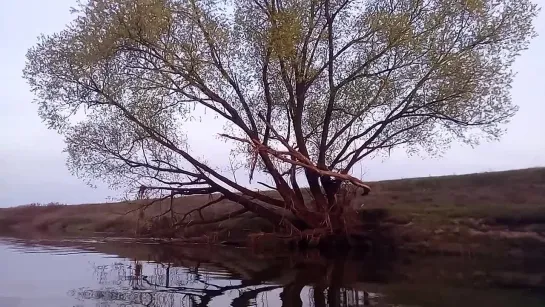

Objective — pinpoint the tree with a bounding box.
[24,0,538,235]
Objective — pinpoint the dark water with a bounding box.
[0,237,544,307]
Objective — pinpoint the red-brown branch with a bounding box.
[219,134,371,195]
[262,146,371,195]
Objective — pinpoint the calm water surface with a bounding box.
[0,236,544,307]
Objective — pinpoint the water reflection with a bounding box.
[69,254,382,307]
[1,236,544,307]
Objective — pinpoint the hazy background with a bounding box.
[1,0,544,207]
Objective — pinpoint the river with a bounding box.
[0,236,543,307]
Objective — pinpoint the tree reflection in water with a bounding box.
[4,237,542,307]
[68,253,381,307]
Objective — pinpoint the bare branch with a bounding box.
[257,181,277,190]
[176,195,226,226]
[174,208,249,228]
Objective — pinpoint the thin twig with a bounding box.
[176,196,226,226]
[174,208,249,228]
[257,181,277,190]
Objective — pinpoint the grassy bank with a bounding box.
[1,167,545,256]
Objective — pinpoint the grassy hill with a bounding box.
[1,167,545,255]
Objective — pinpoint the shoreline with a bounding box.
[2,210,545,259]
[1,167,545,258]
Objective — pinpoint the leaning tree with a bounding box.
[24,0,538,234]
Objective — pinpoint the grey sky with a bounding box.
[1,0,544,207]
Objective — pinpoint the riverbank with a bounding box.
[1,167,545,257]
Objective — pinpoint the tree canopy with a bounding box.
[24,0,539,232]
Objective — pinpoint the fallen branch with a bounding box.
[219,134,371,195]
[262,146,371,194]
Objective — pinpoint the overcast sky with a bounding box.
[1,0,544,207]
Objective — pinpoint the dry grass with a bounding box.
[1,167,544,245]
[357,167,545,228]
[0,193,274,237]
[360,167,545,206]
